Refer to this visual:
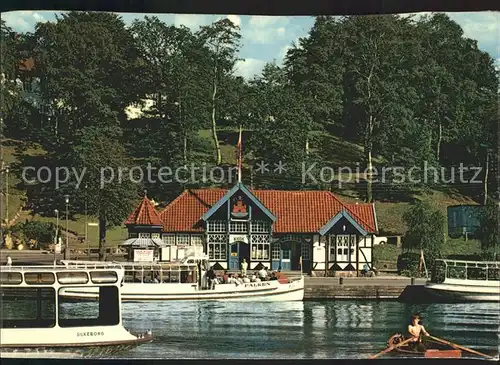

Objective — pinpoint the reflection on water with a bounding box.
[115,300,499,359]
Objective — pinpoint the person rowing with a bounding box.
[408,314,430,352]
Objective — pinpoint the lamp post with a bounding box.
[84,184,89,259]
[54,209,59,265]
[64,195,70,260]
[5,165,9,225]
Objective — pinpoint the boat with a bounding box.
[425,259,500,302]
[0,263,153,358]
[59,255,304,301]
[386,333,462,358]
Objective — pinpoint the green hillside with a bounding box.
[1,129,480,249]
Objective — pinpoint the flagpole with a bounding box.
[237,125,242,183]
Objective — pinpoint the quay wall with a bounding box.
[1,249,431,302]
[303,277,430,301]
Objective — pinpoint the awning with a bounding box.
[119,238,166,248]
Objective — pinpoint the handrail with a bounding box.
[1,264,123,272]
[435,259,500,265]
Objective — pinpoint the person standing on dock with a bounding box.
[241,258,248,276]
[6,255,12,266]
[408,314,430,352]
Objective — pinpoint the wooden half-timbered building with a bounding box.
[123,182,379,276]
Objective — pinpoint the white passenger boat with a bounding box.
[59,256,304,302]
[0,264,152,358]
[425,259,500,302]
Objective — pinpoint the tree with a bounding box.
[248,63,310,188]
[0,20,22,131]
[197,18,241,164]
[477,198,499,258]
[27,12,143,259]
[402,200,445,274]
[340,15,418,202]
[284,16,344,155]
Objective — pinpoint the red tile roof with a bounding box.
[157,188,377,234]
[125,196,163,226]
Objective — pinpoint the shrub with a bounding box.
[397,252,421,277]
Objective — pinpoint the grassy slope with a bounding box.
[2,129,482,251]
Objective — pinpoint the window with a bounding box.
[58,286,120,327]
[230,221,247,233]
[128,232,138,238]
[208,243,227,260]
[301,243,310,260]
[251,243,270,260]
[177,234,190,246]
[24,272,55,285]
[191,235,203,246]
[272,244,281,260]
[207,220,226,233]
[251,221,270,233]
[162,234,176,245]
[1,287,56,328]
[151,233,160,240]
[349,235,356,256]
[138,233,150,239]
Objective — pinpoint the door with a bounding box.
[336,235,349,263]
[229,243,239,269]
[280,242,291,270]
[271,243,281,270]
[301,242,311,273]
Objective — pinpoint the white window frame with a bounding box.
[176,234,190,246]
[207,220,226,233]
[208,243,227,260]
[301,242,310,260]
[251,243,270,261]
[250,221,270,233]
[229,221,248,233]
[151,233,160,240]
[271,244,280,260]
[190,235,204,246]
[162,234,176,245]
[138,233,150,239]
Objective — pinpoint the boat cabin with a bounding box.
[0,265,123,330]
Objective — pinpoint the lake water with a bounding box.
[115,300,500,359]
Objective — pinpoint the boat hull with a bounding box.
[60,277,305,302]
[0,336,151,358]
[0,325,152,358]
[386,335,462,358]
[425,282,500,302]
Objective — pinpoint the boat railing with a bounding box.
[61,260,124,270]
[431,259,500,283]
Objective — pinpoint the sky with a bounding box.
[2,11,499,79]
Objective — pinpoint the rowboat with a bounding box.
[386,334,462,358]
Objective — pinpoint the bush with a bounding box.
[397,252,421,277]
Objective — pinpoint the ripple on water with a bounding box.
[113,301,500,359]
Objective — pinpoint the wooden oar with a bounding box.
[428,335,493,359]
[369,337,414,359]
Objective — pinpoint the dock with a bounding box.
[1,249,430,301]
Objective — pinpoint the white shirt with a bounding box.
[258,268,267,278]
[241,261,248,270]
[6,257,12,266]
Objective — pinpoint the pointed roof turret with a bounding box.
[124,192,163,226]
